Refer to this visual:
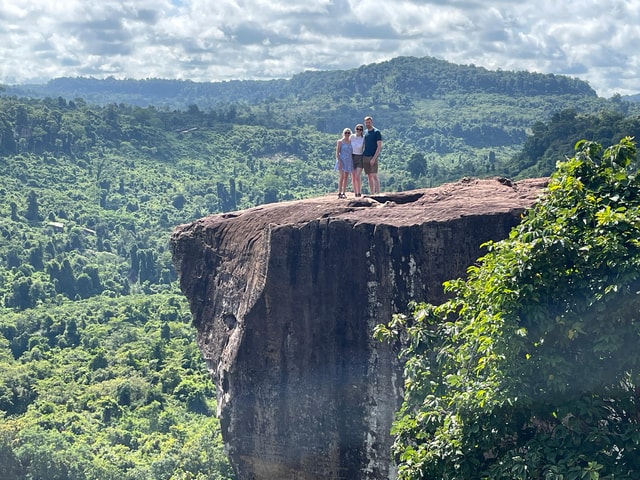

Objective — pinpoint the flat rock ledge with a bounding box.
[170,177,548,480]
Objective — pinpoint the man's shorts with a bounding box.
[363,156,378,174]
[352,154,364,170]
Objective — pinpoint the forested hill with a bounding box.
[4,76,289,111]
[288,56,596,100]
[4,56,596,110]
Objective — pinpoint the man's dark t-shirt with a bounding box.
[363,128,382,156]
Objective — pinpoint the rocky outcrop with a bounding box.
[170,177,548,480]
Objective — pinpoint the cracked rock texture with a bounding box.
[170,177,548,480]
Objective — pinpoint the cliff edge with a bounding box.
[170,177,548,480]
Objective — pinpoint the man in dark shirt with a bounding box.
[362,116,382,194]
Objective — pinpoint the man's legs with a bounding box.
[363,156,373,194]
[363,156,380,194]
[371,173,380,194]
[367,173,375,193]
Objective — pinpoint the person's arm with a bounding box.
[372,138,382,163]
[336,140,342,170]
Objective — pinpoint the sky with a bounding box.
[1,0,638,98]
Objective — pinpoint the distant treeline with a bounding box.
[4,56,598,111]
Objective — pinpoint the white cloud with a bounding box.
[0,0,638,97]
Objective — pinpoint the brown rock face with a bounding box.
[170,177,547,480]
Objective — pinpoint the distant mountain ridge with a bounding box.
[4,76,289,109]
[2,56,598,110]
[624,93,640,103]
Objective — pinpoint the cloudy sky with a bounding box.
[1,0,638,97]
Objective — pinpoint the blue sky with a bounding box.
[0,0,638,97]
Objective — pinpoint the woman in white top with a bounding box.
[350,124,365,197]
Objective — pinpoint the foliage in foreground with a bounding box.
[375,137,640,479]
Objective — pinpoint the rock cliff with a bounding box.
[170,177,548,480]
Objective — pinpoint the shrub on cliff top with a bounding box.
[376,136,640,479]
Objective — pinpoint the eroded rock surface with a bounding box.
[170,177,548,480]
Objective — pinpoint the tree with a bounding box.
[407,152,427,178]
[28,244,44,270]
[90,349,109,370]
[172,193,186,210]
[5,275,34,310]
[75,273,94,299]
[375,137,640,479]
[10,201,19,221]
[56,259,77,298]
[25,191,40,221]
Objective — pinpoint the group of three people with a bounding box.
[335,116,382,198]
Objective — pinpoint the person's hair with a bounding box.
[342,129,351,135]
[364,116,373,122]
